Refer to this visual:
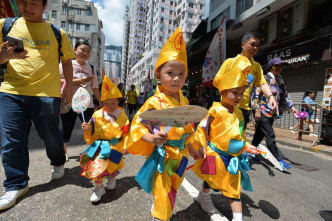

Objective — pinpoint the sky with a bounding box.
[89,0,130,46]
[90,0,209,47]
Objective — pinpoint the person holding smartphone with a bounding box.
[0,0,75,211]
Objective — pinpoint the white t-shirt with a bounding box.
[60,60,99,108]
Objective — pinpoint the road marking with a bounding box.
[181,178,229,221]
[181,178,199,198]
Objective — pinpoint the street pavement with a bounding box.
[0,121,331,221]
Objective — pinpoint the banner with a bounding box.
[202,14,226,88]
[0,0,20,18]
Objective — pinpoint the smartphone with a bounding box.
[7,35,24,53]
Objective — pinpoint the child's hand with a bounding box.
[188,144,201,160]
[244,145,260,155]
[198,146,207,159]
[81,122,91,130]
[153,131,168,146]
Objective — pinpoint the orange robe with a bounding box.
[192,102,252,199]
[80,107,129,181]
[127,86,195,220]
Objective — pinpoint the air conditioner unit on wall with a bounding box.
[278,0,308,39]
[259,12,277,45]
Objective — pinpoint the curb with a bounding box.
[245,132,332,156]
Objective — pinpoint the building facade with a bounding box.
[121,5,130,85]
[127,48,160,93]
[175,0,206,42]
[44,0,104,80]
[104,45,122,83]
[127,0,206,92]
[127,0,147,68]
[188,0,332,104]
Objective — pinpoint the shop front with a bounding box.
[256,34,332,104]
[257,34,332,144]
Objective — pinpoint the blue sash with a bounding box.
[208,142,253,192]
[84,137,122,159]
[135,133,188,194]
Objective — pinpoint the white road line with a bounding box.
[181,178,199,198]
[181,178,229,221]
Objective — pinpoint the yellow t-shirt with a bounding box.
[219,55,266,110]
[126,90,137,104]
[0,18,75,97]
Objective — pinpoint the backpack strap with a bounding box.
[2,17,19,42]
[90,64,94,73]
[50,23,63,61]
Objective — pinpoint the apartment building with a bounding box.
[127,0,147,68]
[104,45,122,81]
[175,0,205,42]
[121,5,130,85]
[127,0,206,92]
[44,0,104,79]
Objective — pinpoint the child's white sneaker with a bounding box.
[196,191,217,214]
[90,185,105,202]
[105,176,116,190]
[51,165,64,180]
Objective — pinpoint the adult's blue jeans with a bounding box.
[0,92,66,191]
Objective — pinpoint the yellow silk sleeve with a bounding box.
[84,111,99,145]
[184,124,195,144]
[192,105,217,151]
[126,97,161,156]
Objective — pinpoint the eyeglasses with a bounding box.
[246,42,260,48]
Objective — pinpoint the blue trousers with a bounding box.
[0,92,66,191]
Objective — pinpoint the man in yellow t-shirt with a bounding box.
[126,84,138,120]
[0,0,75,211]
[218,32,277,129]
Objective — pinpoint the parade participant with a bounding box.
[80,76,129,202]
[126,84,138,120]
[117,83,125,107]
[0,0,75,210]
[251,58,298,169]
[192,56,260,220]
[60,41,102,161]
[219,32,277,129]
[126,27,199,221]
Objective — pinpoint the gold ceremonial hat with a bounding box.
[155,26,187,74]
[101,76,123,101]
[213,56,251,92]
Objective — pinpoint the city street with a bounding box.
[0,121,331,221]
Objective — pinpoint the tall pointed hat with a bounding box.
[213,56,252,92]
[155,26,187,74]
[101,76,123,101]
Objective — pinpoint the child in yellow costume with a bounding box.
[80,76,130,203]
[192,56,260,221]
[127,27,200,221]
